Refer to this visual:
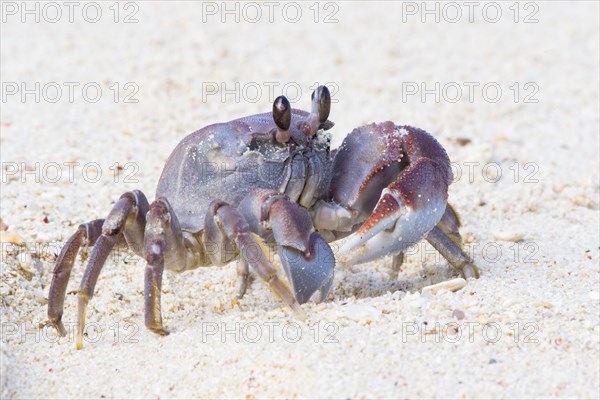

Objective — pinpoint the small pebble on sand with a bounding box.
[493,230,526,242]
[452,309,466,320]
[422,278,467,294]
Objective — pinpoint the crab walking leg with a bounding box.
[204,201,307,320]
[143,219,167,336]
[45,219,104,336]
[436,204,463,249]
[144,255,167,334]
[236,258,250,299]
[236,232,307,320]
[142,198,187,335]
[237,189,336,304]
[144,255,168,335]
[429,203,479,278]
[120,190,151,255]
[76,234,120,349]
[391,253,404,279]
[74,191,150,349]
[426,226,480,278]
[389,205,468,279]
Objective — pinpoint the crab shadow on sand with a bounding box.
[330,260,458,301]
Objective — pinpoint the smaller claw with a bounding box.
[279,232,335,304]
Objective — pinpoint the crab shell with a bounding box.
[156,109,333,234]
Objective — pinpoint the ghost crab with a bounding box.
[46,86,479,349]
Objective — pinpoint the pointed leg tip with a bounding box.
[75,333,84,350]
[76,294,88,350]
[76,320,85,349]
[236,281,248,299]
[43,319,68,337]
[236,273,251,299]
[462,263,480,279]
[57,324,67,337]
[388,271,400,281]
[148,327,170,336]
[291,303,307,322]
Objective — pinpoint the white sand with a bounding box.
[1,2,599,398]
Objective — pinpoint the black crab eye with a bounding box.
[272,95,291,131]
[311,85,331,123]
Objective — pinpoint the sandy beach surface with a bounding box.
[1,1,599,398]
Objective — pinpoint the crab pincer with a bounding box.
[332,123,479,278]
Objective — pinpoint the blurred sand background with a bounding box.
[1,1,599,398]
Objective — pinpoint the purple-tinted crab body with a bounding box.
[46,86,479,349]
[156,109,332,233]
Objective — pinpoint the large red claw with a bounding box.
[334,124,452,265]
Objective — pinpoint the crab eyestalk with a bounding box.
[301,85,331,136]
[313,85,331,123]
[273,95,291,143]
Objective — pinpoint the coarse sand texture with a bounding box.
[1,2,599,399]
